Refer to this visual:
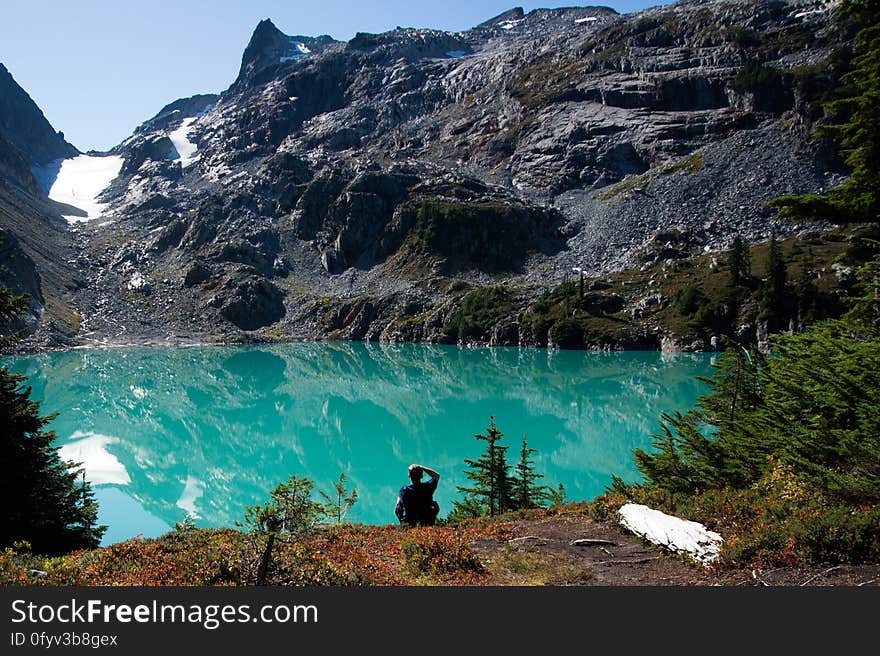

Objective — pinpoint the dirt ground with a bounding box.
[471,514,880,586]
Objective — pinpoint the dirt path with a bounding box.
[471,514,880,586]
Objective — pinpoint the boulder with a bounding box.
[218,277,286,330]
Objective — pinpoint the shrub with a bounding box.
[401,528,484,578]
[730,61,784,94]
[443,285,514,342]
[673,286,709,316]
[549,318,584,347]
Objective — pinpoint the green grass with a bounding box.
[43,294,81,334]
[595,172,655,202]
[660,152,704,176]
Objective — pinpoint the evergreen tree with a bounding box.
[770,0,880,223]
[636,251,880,505]
[760,230,789,330]
[0,287,104,554]
[0,288,28,349]
[243,474,327,584]
[319,472,358,524]
[542,483,566,507]
[758,323,880,503]
[842,248,880,335]
[452,416,513,518]
[795,251,820,328]
[635,344,768,493]
[727,235,752,288]
[512,434,544,510]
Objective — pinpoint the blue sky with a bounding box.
[2,1,669,152]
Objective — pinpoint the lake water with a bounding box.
[5,342,715,544]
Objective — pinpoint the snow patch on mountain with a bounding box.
[48,154,124,223]
[280,39,311,62]
[168,117,199,167]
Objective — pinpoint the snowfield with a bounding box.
[619,503,723,566]
[48,154,124,223]
[168,116,199,167]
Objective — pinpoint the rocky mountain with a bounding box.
[0,65,84,336]
[0,0,852,351]
[0,64,78,171]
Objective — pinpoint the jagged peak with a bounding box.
[476,7,525,29]
[250,18,286,43]
[239,18,290,72]
[234,18,338,86]
[0,62,78,164]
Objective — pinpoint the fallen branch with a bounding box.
[507,535,550,544]
[800,566,841,586]
[600,547,615,558]
[751,569,770,587]
[570,538,616,547]
[596,557,658,565]
[857,579,876,587]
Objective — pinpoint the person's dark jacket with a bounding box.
[395,476,439,526]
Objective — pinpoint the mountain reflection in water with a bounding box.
[6,342,713,544]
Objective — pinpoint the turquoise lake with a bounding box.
[5,342,715,544]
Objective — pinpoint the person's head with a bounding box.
[408,464,423,483]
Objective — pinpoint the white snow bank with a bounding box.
[575,17,598,24]
[498,19,523,30]
[167,116,199,168]
[280,41,311,62]
[59,431,131,486]
[48,154,124,223]
[618,503,722,566]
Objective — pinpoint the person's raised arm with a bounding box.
[412,464,439,481]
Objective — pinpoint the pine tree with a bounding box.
[319,472,358,524]
[453,416,513,518]
[760,230,789,331]
[243,474,327,585]
[727,235,752,288]
[635,344,768,492]
[842,248,880,335]
[636,263,880,505]
[512,434,544,510]
[755,323,880,503]
[0,287,104,554]
[795,251,820,328]
[0,288,28,349]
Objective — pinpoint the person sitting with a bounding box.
[395,463,440,527]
